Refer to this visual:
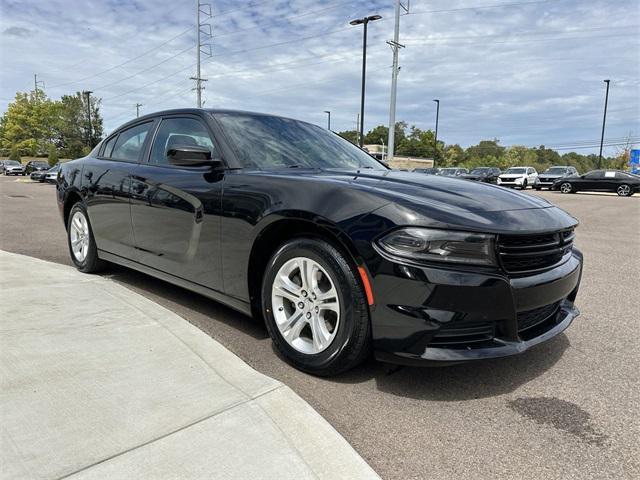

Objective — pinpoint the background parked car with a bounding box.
[30,170,47,182]
[552,170,639,196]
[497,167,538,189]
[461,167,502,183]
[536,166,579,190]
[25,160,51,175]
[43,164,60,184]
[437,167,468,177]
[2,160,25,176]
[413,167,440,175]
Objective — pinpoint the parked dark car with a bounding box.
[552,170,639,196]
[437,167,468,177]
[57,108,583,376]
[413,167,439,175]
[536,166,578,190]
[30,170,47,182]
[25,160,50,175]
[2,160,25,176]
[461,167,501,183]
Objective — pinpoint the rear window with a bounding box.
[110,122,152,162]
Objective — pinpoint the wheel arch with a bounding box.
[63,189,84,230]
[247,214,366,320]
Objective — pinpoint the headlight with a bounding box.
[514,177,524,183]
[377,228,496,266]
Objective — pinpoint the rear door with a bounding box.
[129,114,225,290]
[83,121,154,259]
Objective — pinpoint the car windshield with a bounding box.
[214,113,386,171]
[34,162,48,167]
[545,167,568,174]
[439,168,458,175]
[471,168,490,174]
[505,168,526,174]
[5,160,20,166]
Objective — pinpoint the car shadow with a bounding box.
[104,264,269,341]
[326,334,570,402]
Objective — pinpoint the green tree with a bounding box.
[0,91,57,156]
[55,92,104,158]
[48,144,59,166]
[396,126,443,158]
[338,130,359,145]
[9,144,21,162]
[442,144,465,167]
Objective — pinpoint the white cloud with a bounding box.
[0,0,638,154]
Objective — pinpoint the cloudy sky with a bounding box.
[1,0,638,154]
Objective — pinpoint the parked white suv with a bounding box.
[498,167,538,190]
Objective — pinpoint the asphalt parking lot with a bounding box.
[1,175,638,480]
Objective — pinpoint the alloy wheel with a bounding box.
[617,184,631,197]
[69,211,90,262]
[560,182,572,194]
[271,257,340,355]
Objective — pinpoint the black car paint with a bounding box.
[460,168,501,184]
[57,108,582,365]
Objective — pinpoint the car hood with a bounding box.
[540,173,565,178]
[499,173,526,179]
[461,173,487,179]
[296,169,551,213]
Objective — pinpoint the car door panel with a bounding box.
[129,115,224,291]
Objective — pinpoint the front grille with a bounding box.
[517,302,561,331]
[497,228,574,274]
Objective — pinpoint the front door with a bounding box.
[130,114,224,291]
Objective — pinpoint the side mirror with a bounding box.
[167,144,221,167]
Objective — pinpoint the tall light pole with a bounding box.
[387,0,408,161]
[350,14,382,148]
[324,110,331,130]
[598,79,610,169]
[433,99,440,167]
[136,103,143,118]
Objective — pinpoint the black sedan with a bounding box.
[25,160,50,175]
[461,167,501,183]
[57,108,583,376]
[552,170,639,196]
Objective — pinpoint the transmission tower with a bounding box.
[191,0,212,108]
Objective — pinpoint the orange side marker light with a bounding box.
[358,266,375,306]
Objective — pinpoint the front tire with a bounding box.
[560,182,573,194]
[67,202,105,273]
[261,238,370,376]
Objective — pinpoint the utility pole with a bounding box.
[33,74,45,100]
[598,79,611,169]
[324,110,331,130]
[191,0,212,108]
[136,103,143,118]
[387,0,408,161]
[83,91,93,148]
[433,99,440,167]
[350,14,382,148]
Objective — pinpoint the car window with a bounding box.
[150,117,215,165]
[110,122,152,162]
[584,171,604,179]
[101,135,118,158]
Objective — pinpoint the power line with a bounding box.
[48,26,194,89]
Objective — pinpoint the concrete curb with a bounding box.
[0,251,379,480]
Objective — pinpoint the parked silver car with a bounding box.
[2,160,26,176]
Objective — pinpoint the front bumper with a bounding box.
[369,249,583,365]
[497,178,525,187]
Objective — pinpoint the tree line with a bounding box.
[339,122,629,173]
[0,90,104,164]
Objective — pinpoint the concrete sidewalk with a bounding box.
[0,251,379,480]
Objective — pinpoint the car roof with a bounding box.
[113,107,303,134]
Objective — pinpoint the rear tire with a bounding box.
[617,184,633,197]
[67,202,106,273]
[261,238,371,376]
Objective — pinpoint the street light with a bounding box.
[433,99,440,167]
[324,110,331,130]
[598,79,610,169]
[350,14,382,148]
